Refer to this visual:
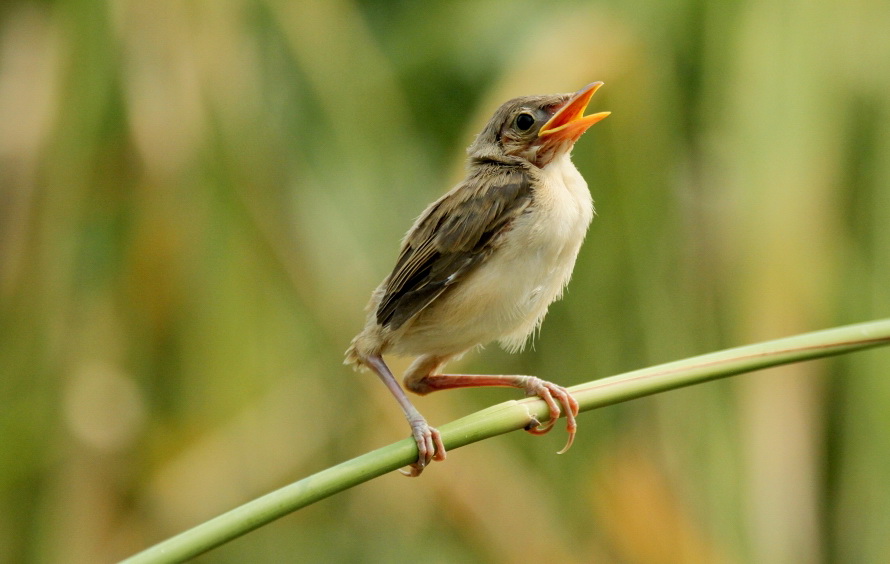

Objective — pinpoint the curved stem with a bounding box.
[122,318,890,564]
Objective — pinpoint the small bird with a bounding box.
[346,82,610,476]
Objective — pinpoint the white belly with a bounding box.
[396,154,594,356]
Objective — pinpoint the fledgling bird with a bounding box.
[346,82,610,476]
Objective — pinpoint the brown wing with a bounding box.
[376,164,532,330]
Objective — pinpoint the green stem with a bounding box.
[122,318,890,564]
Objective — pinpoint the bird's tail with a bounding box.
[343,341,362,368]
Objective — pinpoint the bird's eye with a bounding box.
[515,112,535,131]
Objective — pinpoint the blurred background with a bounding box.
[1,0,889,562]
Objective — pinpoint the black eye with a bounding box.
[515,112,535,131]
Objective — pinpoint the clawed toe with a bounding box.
[521,377,580,453]
[402,418,446,477]
[400,462,425,477]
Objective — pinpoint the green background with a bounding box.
[1,0,889,562]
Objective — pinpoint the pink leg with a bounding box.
[404,357,579,454]
[363,355,446,476]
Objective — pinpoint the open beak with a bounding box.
[538,82,610,142]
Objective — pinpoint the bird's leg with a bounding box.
[403,356,579,454]
[363,354,446,476]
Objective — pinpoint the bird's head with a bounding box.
[468,82,610,168]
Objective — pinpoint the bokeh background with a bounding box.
[2,0,890,562]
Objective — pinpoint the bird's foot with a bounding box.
[519,376,579,454]
[400,416,446,477]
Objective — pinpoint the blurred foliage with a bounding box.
[1,0,889,562]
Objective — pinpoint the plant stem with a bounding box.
[122,318,890,564]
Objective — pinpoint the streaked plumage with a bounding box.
[346,83,609,475]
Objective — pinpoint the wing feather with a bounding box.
[376,164,532,329]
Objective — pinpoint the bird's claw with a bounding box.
[400,417,446,477]
[521,377,579,454]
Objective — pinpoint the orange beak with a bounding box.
[538,82,610,142]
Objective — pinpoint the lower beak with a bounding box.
[538,82,610,142]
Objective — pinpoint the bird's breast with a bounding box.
[436,155,593,352]
[497,154,593,310]
[385,154,594,358]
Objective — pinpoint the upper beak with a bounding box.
[538,82,610,142]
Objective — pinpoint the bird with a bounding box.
[346,82,610,476]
